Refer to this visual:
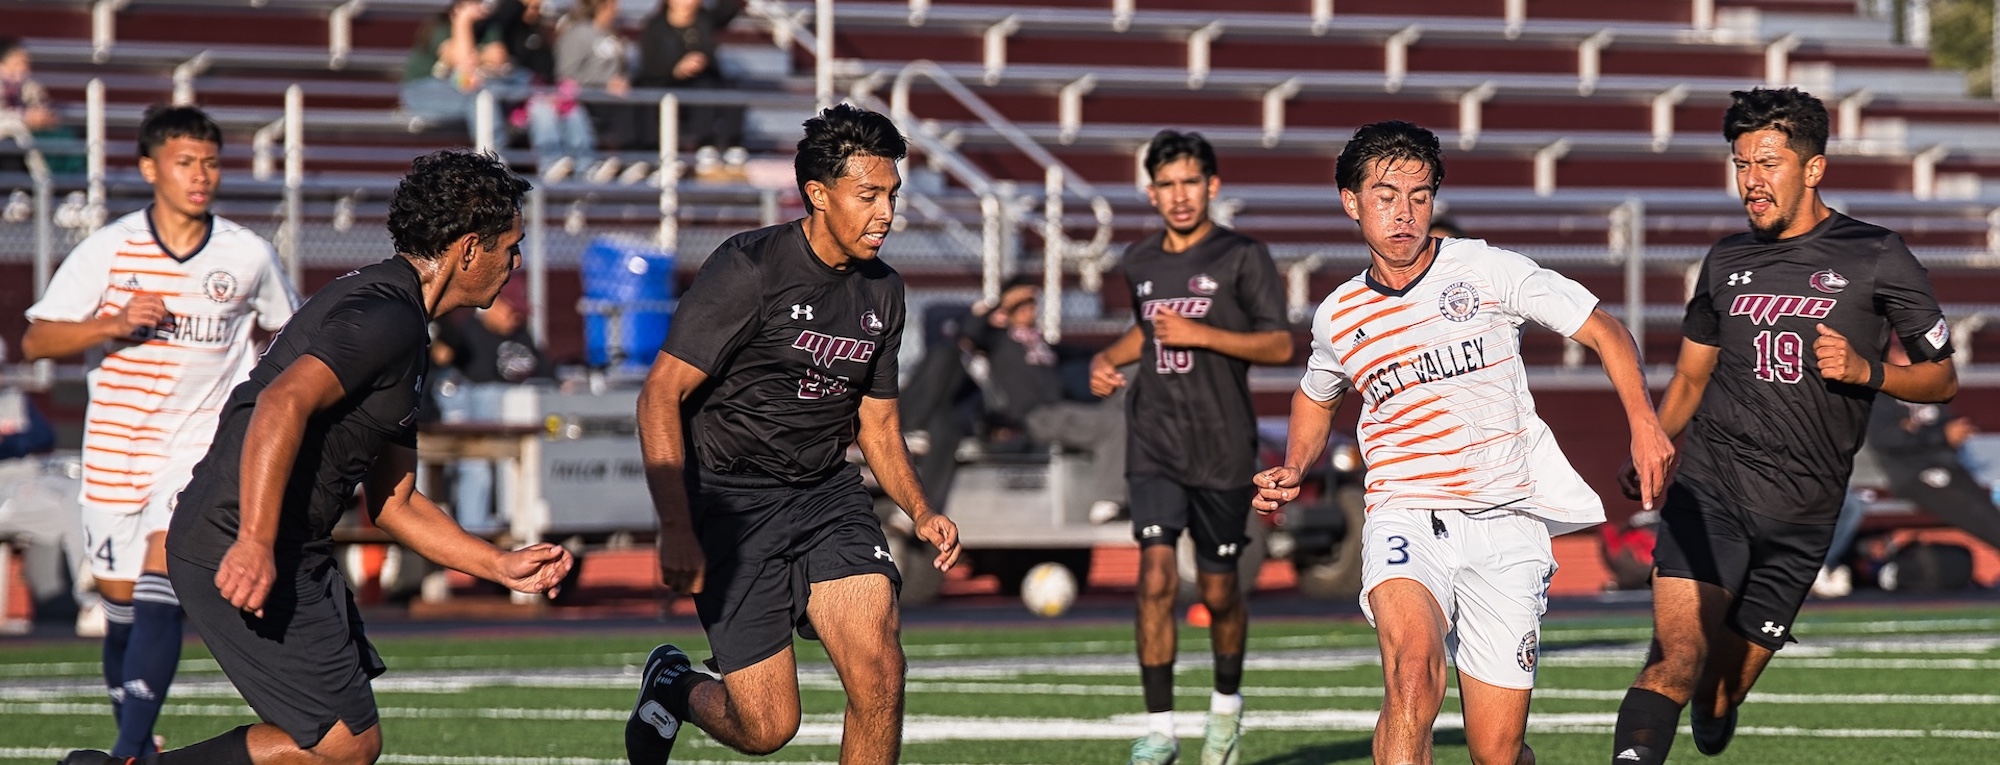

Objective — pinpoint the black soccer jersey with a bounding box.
[1117,226,1288,490]
[1679,212,1953,524]
[171,257,432,566]
[661,221,904,484]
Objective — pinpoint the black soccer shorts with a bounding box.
[1128,474,1255,574]
[1651,479,1838,651]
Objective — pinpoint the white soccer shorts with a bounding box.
[78,459,195,581]
[1359,507,1556,690]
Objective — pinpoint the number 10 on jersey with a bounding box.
[1155,339,1194,374]
[1753,330,1804,384]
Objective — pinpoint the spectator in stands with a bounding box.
[487,0,596,182]
[1427,216,1467,240]
[0,37,59,173]
[967,275,1128,524]
[1813,340,2000,596]
[557,0,647,184]
[896,303,979,515]
[634,0,748,181]
[0,337,95,631]
[431,279,550,533]
[399,0,511,150]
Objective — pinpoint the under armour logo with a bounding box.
[1728,270,1754,286]
[791,304,814,320]
[873,545,893,561]
[1136,281,1153,297]
[1761,621,1786,637]
[1216,543,1239,557]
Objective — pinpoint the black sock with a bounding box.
[1611,688,1683,764]
[660,669,709,724]
[1141,663,1174,714]
[156,724,252,765]
[1212,653,1243,696]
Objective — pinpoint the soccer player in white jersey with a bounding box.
[21,105,297,759]
[1252,121,1673,765]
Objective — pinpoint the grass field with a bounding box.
[7,604,2000,764]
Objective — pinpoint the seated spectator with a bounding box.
[0,37,61,173]
[634,0,748,180]
[489,0,596,181]
[0,339,93,630]
[556,0,644,184]
[431,279,551,533]
[399,0,512,150]
[966,275,1128,524]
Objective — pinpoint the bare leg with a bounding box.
[805,573,905,765]
[1369,578,1448,765]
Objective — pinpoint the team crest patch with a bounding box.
[1188,273,1219,296]
[1516,631,1539,672]
[203,270,237,302]
[1809,269,1848,294]
[1927,318,1950,350]
[1438,282,1480,322]
[860,310,885,336]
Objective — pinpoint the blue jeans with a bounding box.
[399,76,508,150]
[434,382,513,534]
[528,96,595,170]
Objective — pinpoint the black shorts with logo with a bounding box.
[1129,474,1255,574]
[690,463,901,674]
[169,552,385,748]
[1651,479,1837,650]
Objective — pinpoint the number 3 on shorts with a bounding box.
[1384,535,1409,565]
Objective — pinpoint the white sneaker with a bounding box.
[693,146,723,179]
[540,156,575,184]
[585,157,622,184]
[618,161,655,185]
[1811,565,1852,599]
[722,146,749,167]
[75,599,106,638]
[1089,500,1123,525]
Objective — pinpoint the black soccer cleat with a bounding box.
[625,644,693,765]
[56,751,130,765]
[1691,707,1738,756]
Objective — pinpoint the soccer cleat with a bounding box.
[1200,710,1242,765]
[56,751,129,765]
[625,644,693,765]
[1691,707,1737,756]
[1128,732,1180,765]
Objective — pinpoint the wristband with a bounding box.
[1864,358,1884,391]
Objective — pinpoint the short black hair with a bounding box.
[1000,274,1040,293]
[387,150,532,260]
[1429,217,1467,238]
[1334,120,1445,193]
[795,104,908,198]
[1142,130,1217,181]
[137,105,224,160]
[1724,87,1828,158]
[0,37,23,61]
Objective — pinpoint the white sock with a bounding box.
[1148,710,1175,736]
[1210,691,1243,715]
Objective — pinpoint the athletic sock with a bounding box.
[659,667,709,725]
[1212,652,1243,696]
[101,597,134,728]
[1140,663,1174,714]
[1210,691,1242,715]
[155,724,252,765]
[1610,687,1683,765]
[113,574,182,757]
[1147,711,1175,737]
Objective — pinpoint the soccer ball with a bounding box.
[1020,562,1078,618]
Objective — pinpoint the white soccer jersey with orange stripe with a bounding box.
[26,209,297,515]
[1300,238,1605,527]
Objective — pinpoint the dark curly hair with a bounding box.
[1724,87,1828,158]
[795,104,908,199]
[387,150,532,260]
[137,105,224,159]
[1334,120,1445,193]
[1142,130,1217,181]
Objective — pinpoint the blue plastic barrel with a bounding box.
[581,237,675,368]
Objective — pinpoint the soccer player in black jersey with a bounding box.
[624,104,960,765]
[1089,130,1291,765]
[59,150,575,765]
[1609,88,1959,765]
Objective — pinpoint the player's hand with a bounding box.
[912,511,960,571]
[1625,424,1676,511]
[1251,466,1303,515]
[113,293,170,340]
[1814,323,1867,385]
[1150,308,1209,349]
[1089,354,1126,397]
[495,542,573,597]
[655,525,706,595]
[215,539,276,618]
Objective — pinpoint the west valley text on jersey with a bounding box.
[1358,336,1490,404]
[134,312,244,346]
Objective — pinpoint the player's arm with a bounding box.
[20,296,170,359]
[856,395,961,571]
[1813,325,1957,404]
[1152,311,1293,365]
[1656,339,1719,440]
[637,351,710,594]
[213,354,346,616]
[1088,326,1143,396]
[1569,308,1675,509]
[364,445,572,595]
[1252,387,1344,513]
